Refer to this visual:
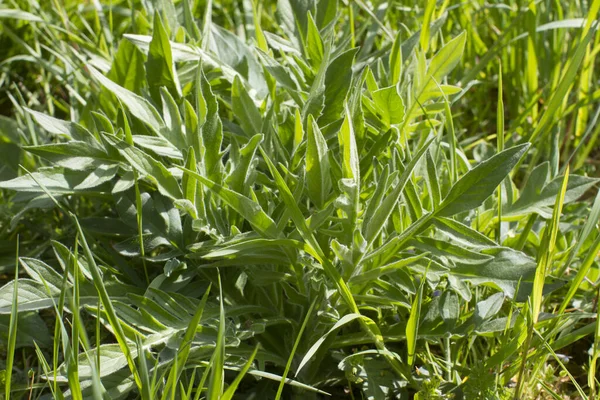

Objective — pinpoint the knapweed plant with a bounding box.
[1,0,599,399]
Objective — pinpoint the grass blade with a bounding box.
[5,238,19,400]
[275,300,317,399]
[221,345,259,400]
[207,272,225,399]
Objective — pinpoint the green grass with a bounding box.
[1,0,600,399]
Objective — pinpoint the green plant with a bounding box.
[1,1,600,399]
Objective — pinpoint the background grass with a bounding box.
[0,0,600,399]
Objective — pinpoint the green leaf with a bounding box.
[182,0,200,41]
[4,241,18,399]
[420,0,436,52]
[414,32,466,108]
[316,0,337,28]
[207,274,225,399]
[132,135,183,160]
[19,258,64,291]
[221,346,259,399]
[473,292,504,326]
[177,166,279,238]
[339,104,360,183]
[448,247,562,300]
[319,48,358,125]
[103,134,182,200]
[255,49,301,91]
[0,311,52,348]
[197,68,224,183]
[440,290,459,327]
[0,279,60,314]
[389,30,403,84]
[226,134,264,195]
[306,13,324,68]
[425,149,441,207]
[350,253,429,285]
[411,236,492,264]
[406,277,424,366]
[338,104,360,233]
[232,76,262,136]
[363,137,434,247]
[0,8,43,22]
[505,162,598,218]
[532,168,569,323]
[0,165,118,195]
[23,141,111,170]
[181,148,200,219]
[437,144,529,217]
[89,66,165,134]
[433,217,498,249]
[165,285,211,393]
[25,109,94,142]
[146,12,182,102]
[306,115,331,207]
[160,87,186,149]
[419,84,462,103]
[108,39,146,94]
[210,24,268,98]
[296,313,363,376]
[277,0,315,48]
[55,344,137,382]
[371,85,405,126]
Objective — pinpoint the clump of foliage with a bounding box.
[1,0,600,399]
